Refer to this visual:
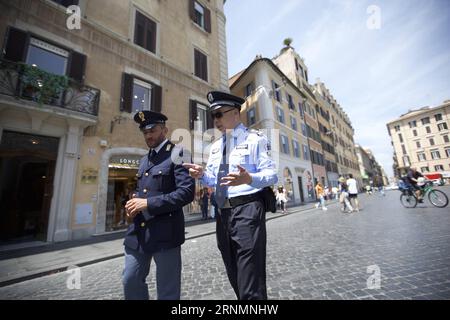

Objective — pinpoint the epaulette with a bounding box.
[249,128,263,137]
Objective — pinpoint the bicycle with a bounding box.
[399,180,449,208]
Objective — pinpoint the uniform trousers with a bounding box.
[216,199,267,300]
[122,245,181,300]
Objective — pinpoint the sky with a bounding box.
[224,0,450,178]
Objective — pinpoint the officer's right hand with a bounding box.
[182,163,204,179]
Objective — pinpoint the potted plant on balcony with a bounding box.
[19,63,69,106]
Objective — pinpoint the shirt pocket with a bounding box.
[151,166,173,191]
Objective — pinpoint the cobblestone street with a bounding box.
[1,187,449,300]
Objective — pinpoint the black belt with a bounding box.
[228,191,262,208]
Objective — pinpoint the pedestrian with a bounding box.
[339,177,353,213]
[183,91,278,300]
[122,110,195,300]
[275,185,288,213]
[314,182,328,211]
[200,187,209,220]
[210,190,218,219]
[346,174,360,212]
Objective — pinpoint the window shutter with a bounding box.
[189,100,198,130]
[202,53,208,81]
[3,27,29,62]
[189,0,195,21]
[67,51,86,83]
[134,11,145,47]
[204,7,211,33]
[151,84,162,113]
[146,18,157,53]
[120,73,133,113]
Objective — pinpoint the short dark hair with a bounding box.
[348,174,353,179]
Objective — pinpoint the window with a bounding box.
[438,122,448,131]
[287,94,295,110]
[303,145,310,160]
[435,114,443,121]
[446,148,450,157]
[26,38,69,76]
[134,11,157,54]
[416,141,421,148]
[290,116,298,131]
[120,73,162,114]
[409,121,417,128]
[421,167,430,173]
[435,165,444,171]
[190,0,211,32]
[299,102,305,119]
[247,108,256,126]
[50,0,79,7]
[272,81,281,102]
[402,156,410,167]
[398,133,403,143]
[413,129,417,137]
[401,144,407,155]
[280,135,290,155]
[417,152,426,161]
[132,78,152,112]
[421,117,430,125]
[394,125,400,132]
[431,150,441,159]
[189,100,212,131]
[194,1,205,28]
[426,126,431,133]
[194,49,208,81]
[301,123,307,137]
[292,140,301,158]
[429,138,435,146]
[277,107,285,124]
[245,83,254,97]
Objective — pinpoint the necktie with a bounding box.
[149,149,157,162]
[215,135,230,208]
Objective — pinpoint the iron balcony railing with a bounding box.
[0,58,100,116]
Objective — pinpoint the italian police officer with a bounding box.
[123,110,195,300]
[183,91,278,300]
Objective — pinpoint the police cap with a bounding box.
[207,91,245,112]
[134,110,168,130]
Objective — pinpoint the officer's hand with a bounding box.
[125,198,147,218]
[220,165,252,186]
[182,163,204,179]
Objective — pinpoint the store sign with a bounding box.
[109,155,141,169]
[81,168,98,184]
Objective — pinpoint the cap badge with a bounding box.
[139,112,145,122]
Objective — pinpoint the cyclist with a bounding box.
[406,167,426,202]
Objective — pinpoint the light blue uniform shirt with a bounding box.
[201,123,278,198]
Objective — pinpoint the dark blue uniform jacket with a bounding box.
[123,141,195,254]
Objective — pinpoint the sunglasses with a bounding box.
[211,109,234,119]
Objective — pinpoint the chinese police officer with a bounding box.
[183,91,278,300]
[123,110,195,300]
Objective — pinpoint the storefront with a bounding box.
[105,155,140,231]
[0,131,58,243]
